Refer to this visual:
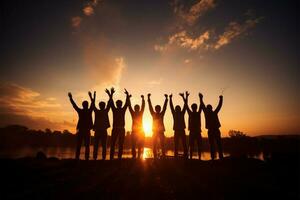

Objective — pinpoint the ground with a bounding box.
[0,157,299,199]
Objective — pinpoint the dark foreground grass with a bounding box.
[0,157,299,200]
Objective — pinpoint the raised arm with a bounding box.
[109,87,116,111]
[147,93,154,115]
[198,93,204,113]
[140,95,145,113]
[123,89,131,110]
[68,92,80,112]
[199,93,206,113]
[161,94,168,116]
[183,91,191,114]
[215,95,223,113]
[89,91,96,111]
[169,94,174,114]
[128,95,134,115]
[105,88,112,111]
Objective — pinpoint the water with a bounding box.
[0,146,263,160]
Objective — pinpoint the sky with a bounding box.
[0,0,299,137]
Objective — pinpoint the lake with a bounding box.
[0,146,264,160]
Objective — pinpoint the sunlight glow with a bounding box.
[143,116,152,137]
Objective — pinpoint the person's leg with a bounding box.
[181,130,188,158]
[84,130,90,160]
[160,132,166,158]
[138,133,145,158]
[101,130,108,160]
[208,130,215,160]
[197,133,202,160]
[131,131,137,159]
[189,132,194,159]
[110,129,117,160]
[75,131,83,160]
[174,131,179,158]
[153,133,157,159]
[215,129,223,159]
[93,130,100,160]
[118,128,125,159]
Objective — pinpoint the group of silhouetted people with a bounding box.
[68,88,224,160]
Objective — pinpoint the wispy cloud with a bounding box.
[83,36,126,90]
[71,16,82,29]
[71,0,101,29]
[154,30,210,52]
[0,83,72,131]
[155,5,262,53]
[214,17,263,50]
[173,0,216,25]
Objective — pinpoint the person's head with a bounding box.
[175,105,181,112]
[134,104,140,112]
[116,100,123,108]
[99,101,106,110]
[207,104,213,112]
[82,101,89,109]
[191,103,197,112]
[155,105,161,113]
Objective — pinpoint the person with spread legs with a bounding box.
[128,94,145,159]
[182,91,204,160]
[148,93,168,159]
[169,93,188,159]
[200,93,224,160]
[92,89,112,160]
[109,88,131,160]
[68,91,95,160]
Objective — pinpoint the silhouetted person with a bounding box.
[200,93,224,160]
[169,93,188,158]
[148,93,168,159]
[109,88,130,160]
[183,92,204,159]
[92,89,112,160]
[68,91,95,160]
[128,95,145,159]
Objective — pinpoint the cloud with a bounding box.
[83,36,126,89]
[154,30,210,52]
[214,17,262,50]
[71,0,101,29]
[0,83,73,131]
[83,5,95,16]
[173,0,216,25]
[184,59,191,64]
[71,16,82,29]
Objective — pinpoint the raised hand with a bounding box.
[147,93,151,98]
[219,95,223,99]
[141,95,144,99]
[185,91,190,97]
[179,93,184,98]
[93,91,96,98]
[164,94,168,99]
[88,91,92,98]
[68,92,72,98]
[110,87,115,95]
[105,88,110,95]
[199,93,203,99]
[169,94,173,98]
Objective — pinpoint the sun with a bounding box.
[143,116,152,137]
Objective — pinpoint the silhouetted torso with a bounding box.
[204,110,221,129]
[131,111,143,131]
[76,109,93,130]
[188,111,201,132]
[112,108,126,128]
[94,109,110,130]
[152,112,165,132]
[172,111,186,130]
